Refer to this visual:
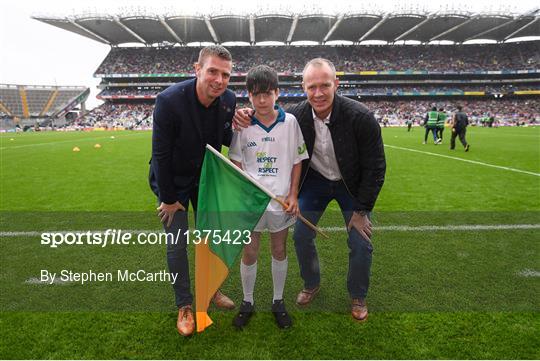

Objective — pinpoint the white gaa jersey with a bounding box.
[229,107,308,201]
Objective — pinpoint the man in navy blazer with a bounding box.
[149,45,236,336]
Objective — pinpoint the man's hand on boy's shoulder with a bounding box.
[233,108,253,130]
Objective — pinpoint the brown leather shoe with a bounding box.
[212,290,235,310]
[176,305,195,336]
[296,286,320,306]
[351,298,368,322]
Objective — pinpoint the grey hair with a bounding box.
[302,58,337,79]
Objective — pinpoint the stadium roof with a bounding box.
[33,9,540,45]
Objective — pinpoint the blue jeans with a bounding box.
[293,169,373,299]
[424,126,438,142]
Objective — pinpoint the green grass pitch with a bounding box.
[0,126,539,359]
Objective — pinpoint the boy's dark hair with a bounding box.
[246,65,279,95]
[198,45,232,66]
[457,105,463,111]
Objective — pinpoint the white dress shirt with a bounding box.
[310,109,342,181]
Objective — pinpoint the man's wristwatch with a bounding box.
[355,210,368,217]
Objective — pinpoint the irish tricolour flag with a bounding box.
[195,145,271,332]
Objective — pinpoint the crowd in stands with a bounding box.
[99,88,159,97]
[98,83,540,98]
[234,84,540,95]
[86,99,540,128]
[95,47,197,75]
[72,103,153,129]
[362,99,539,126]
[3,98,534,131]
[342,84,540,94]
[227,99,536,126]
[83,98,538,128]
[95,42,540,75]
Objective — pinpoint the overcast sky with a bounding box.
[1,0,538,109]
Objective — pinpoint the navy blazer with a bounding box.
[149,78,235,204]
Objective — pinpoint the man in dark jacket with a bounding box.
[289,59,385,322]
[234,58,386,321]
[149,45,236,336]
[450,105,470,152]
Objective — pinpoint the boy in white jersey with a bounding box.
[229,65,308,329]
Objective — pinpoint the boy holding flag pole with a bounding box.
[228,65,309,329]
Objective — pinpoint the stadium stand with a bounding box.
[78,97,536,128]
[81,41,540,128]
[26,10,540,130]
[72,103,153,130]
[85,42,539,127]
[97,84,540,98]
[0,84,89,130]
[93,43,539,75]
[0,85,24,117]
[364,99,539,126]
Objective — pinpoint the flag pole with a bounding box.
[206,145,329,239]
[271,197,329,239]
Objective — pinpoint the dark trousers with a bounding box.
[450,128,468,149]
[162,191,198,308]
[293,169,373,299]
[437,127,444,140]
[424,126,438,142]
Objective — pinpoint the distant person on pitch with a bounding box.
[423,106,439,144]
[437,107,446,143]
[450,105,470,152]
[229,65,308,329]
[405,117,413,132]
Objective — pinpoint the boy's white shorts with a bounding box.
[253,197,296,233]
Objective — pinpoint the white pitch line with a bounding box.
[319,224,540,232]
[1,224,540,237]
[0,229,159,237]
[25,277,73,285]
[385,144,540,177]
[517,269,540,278]
[0,132,147,150]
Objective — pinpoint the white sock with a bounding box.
[272,257,288,302]
[240,260,257,304]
